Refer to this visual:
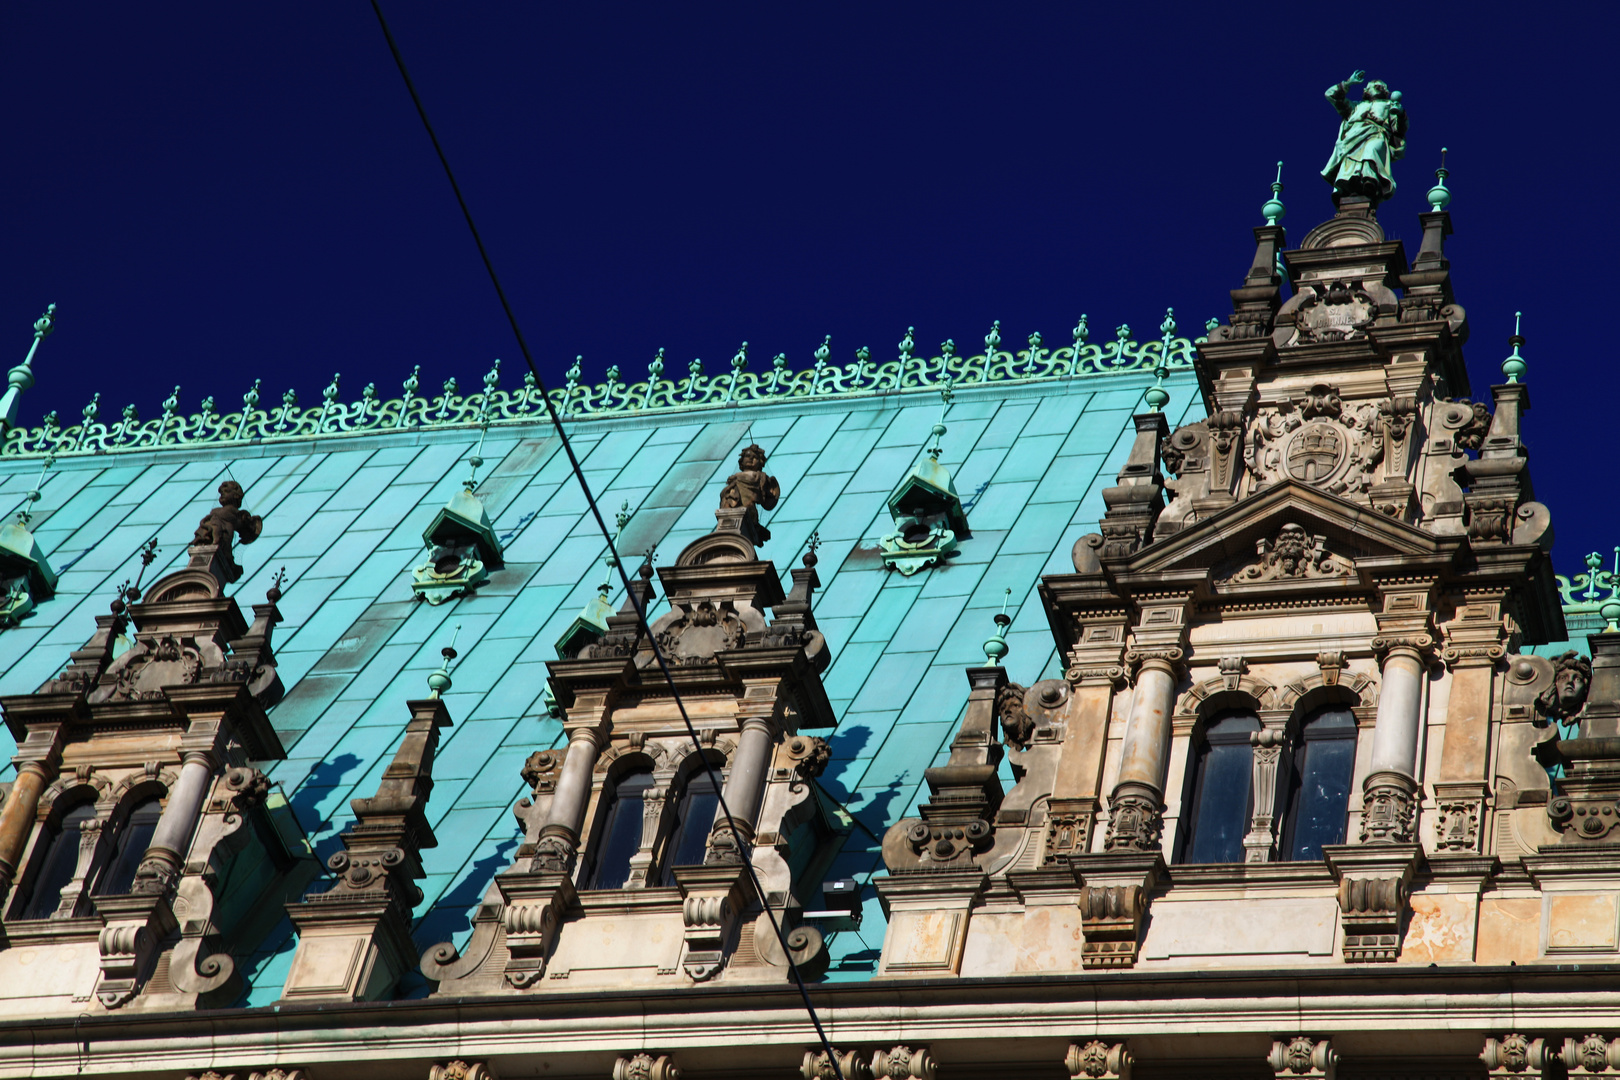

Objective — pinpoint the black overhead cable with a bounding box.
[365,3,846,1069]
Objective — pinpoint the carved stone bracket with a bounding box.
[94,892,176,1008]
[873,1047,936,1080]
[1071,852,1162,969]
[1323,843,1422,963]
[671,864,747,982]
[1269,1038,1338,1080]
[429,1062,498,1080]
[1066,1040,1132,1080]
[1561,1036,1620,1079]
[802,1050,873,1080]
[613,1054,680,1080]
[1102,781,1161,854]
[496,870,576,989]
[186,1071,309,1080]
[1482,1034,1553,1080]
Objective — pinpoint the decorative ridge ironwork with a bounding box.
[1,317,1205,459]
[1558,549,1620,613]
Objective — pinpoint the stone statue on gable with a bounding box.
[191,480,263,583]
[718,443,779,546]
[1322,70,1407,204]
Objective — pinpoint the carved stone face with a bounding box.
[1272,524,1309,573]
[1554,667,1590,715]
[738,444,766,471]
[218,480,244,508]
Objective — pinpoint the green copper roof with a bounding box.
[0,358,1199,1002]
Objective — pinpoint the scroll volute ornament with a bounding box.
[803,1050,872,1080]
[873,1047,936,1080]
[1561,1036,1620,1077]
[430,1062,498,1080]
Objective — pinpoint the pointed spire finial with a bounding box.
[1502,311,1527,382]
[1262,161,1287,225]
[1144,308,1173,412]
[427,625,461,698]
[983,588,1013,666]
[1427,146,1452,212]
[927,383,953,461]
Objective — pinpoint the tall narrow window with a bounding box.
[1281,706,1358,861]
[97,797,163,897]
[661,771,721,883]
[17,802,97,920]
[586,769,654,891]
[1179,711,1261,865]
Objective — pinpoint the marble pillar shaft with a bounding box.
[1117,661,1178,793]
[1369,648,1426,778]
[144,752,215,868]
[0,763,51,889]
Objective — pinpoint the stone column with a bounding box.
[1105,647,1183,852]
[532,725,606,872]
[0,761,53,893]
[133,750,216,891]
[0,711,69,894]
[706,715,773,863]
[1362,634,1430,843]
[1047,612,1130,861]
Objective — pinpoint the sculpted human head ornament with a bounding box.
[1537,650,1593,721]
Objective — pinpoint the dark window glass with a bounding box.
[19,802,97,920]
[662,771,721,883]
[96,797,163,897]
[1181,712,1260,865]
[1283,707,1358,861]
[587,769,654,890]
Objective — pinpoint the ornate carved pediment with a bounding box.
[1215,524,1355,586]
[1121,481,1446,583]
[1245,393,1385,498]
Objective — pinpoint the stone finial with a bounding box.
[1066,1041,1131,1080]
[188,480,263,586]
[612,1054,679,1080]
[717,443,779,547]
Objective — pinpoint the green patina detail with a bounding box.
[0,324,1208,459]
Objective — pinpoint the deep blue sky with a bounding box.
[2,4,1614,573]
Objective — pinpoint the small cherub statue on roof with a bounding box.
[191,480,263,583]
[718,443,780,546]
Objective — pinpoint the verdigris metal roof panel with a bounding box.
[0,358,1202,999]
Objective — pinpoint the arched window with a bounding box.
[17,802,97,920]
[97,797,164,897]
[661,770,721,883]
[1280,706,1358,861]
[1178,711,1260,864]
[586,768,654,890]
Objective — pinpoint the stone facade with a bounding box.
[0,109,1613,1080]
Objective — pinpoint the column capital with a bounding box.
[1124,646,1185,678]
